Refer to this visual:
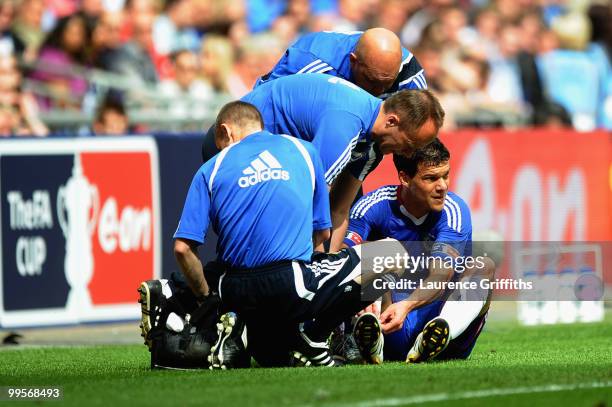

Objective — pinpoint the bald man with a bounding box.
[255,28,427,98]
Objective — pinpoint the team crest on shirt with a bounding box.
[238,150,290,188]
[345,231,363,245]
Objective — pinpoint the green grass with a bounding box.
[1,320,611,407]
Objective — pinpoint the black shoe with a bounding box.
[291,323,340,367]
[406,317,449,363]
[353,313,384,365]
[151,328,212,370]
[138,280,166,350]
[208,312,250,370]
[330,325,363,364]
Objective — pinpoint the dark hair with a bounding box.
[383,89,445,133]
[214,101,263,135]
[42,14,91,64]
[95,94,126,122]
[393,138,450,177]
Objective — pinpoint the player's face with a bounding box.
[378,118,438,156]
[406,161,450,212]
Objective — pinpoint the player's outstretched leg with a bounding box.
[290,323,341,367]
[209,312,250,370]
[406,317,450,363]
[138,279,169,350]
[353,313,384,365]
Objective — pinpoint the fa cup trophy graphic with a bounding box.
[57,155,99,315]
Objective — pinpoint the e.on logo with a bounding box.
[80,150,157,305]
[97,197,151,254]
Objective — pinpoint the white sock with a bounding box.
[439,300,486,340]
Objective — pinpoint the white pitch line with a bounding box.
[323,381,612,407]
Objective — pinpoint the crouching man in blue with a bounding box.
[342,139,494,364]
[142,101,408,369]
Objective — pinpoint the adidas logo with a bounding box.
[238,150,290,188]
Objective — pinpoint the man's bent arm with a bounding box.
[329,170,363,252]
[313,229,331,251]
[174,238,209,298]
[380,262,454,333]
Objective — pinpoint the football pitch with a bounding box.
[1,318,611,407]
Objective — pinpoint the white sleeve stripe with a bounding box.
[450,199,461,232]
[398,69,424,87]
[317,66,334,74]
[208,143,237,193]
[354,192,396,218]
[443,200,462,233]
[353,191,396,218]
[278,134,315,196]
[446,201,458,231]
[414,74,423,88]
[350,186,397,216]
[324,131,360,183]
[446,196,463,232]
[355,144,378,181]
[447,197,462,232]
[297,59,322,74]
[306,62,329,73]
[324,146,353,184]
[416,73,427,88]
[443,206,452,229]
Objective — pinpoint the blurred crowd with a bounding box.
[0,0,610,136]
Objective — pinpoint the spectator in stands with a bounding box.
[401,0,451,49]
[587,3,612,129]
[226,33,284,98]
[375,0,410,34]
[28,14,91,111]
[331,0,368,32]
[514,10,554,126]
[79,0,105,33]
[0,0,25,59]
[286,0,310,33]
[10,0,46,63]
[158,49,213,119]
[494,0,523,24]
[271,15,300,47]
[460,7,501,60]
[92,94,129,135]
[414,42,444,92]
[108,10,159,85]
[120,0,155,42]
[4,0,605,133]
[90,10,123,70]
[538,11,601,131]
[199,34,234,94]
[485,23,525,111]
[0,54,48,135]
[152,0,199,56]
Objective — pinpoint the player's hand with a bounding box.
[357,302,380,318]
[380,301,411,334]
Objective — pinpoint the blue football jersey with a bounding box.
[175,130,331,268]
[254,31,427,97]
[241,73,382,185]
[344,186,472,260]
